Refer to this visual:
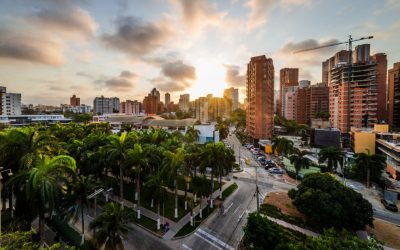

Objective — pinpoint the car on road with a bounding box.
[381,199,399,212]
[268,167,284,175]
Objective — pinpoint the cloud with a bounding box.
[276,38,340,67]
[246,0,312,30]
[0,28,64,66]
[101,16,175,58]
[171,0,226,33]
[280,38,339,54]
[224,64,245,87]
[95,70,137,91]
[29,5,97,39]
[161,60,196,81]
[76,71,94,79]
[151,60,196,92]
[246,0,275,30]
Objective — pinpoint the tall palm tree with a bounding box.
[7,155,76,241]
[271,137,294,157]
[143,172,165,230]
[126,143,148,219]
[354,151,386,187]
[162,148,185,218]
[185,126,200,143]
[63,175,97,239]
[192,176,209,219]
[89,202,134,250]
[105,132,137,200]
[201,142,234,204]
[289,150,310,182]
[318,146,343,173]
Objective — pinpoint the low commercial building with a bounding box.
[376,132,400,196]
[0,114,71,126]
[311,128,341,148]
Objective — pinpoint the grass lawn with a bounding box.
[221,183,238,200]
[141,191,187,222]
[174,205,216,237]
[283,157,320,177]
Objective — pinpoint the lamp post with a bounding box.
[0,168,13,239]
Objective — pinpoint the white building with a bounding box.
[284,86,298,121]
[1,86,21,115]
[93,96,115,115]
[61,104,91,113]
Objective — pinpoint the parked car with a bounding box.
[381,199,399,212]
[269,167,284,175]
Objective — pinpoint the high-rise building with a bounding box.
[388,62,400,129]
[93,96,114,115]
[165,93,171,105]
[110,97,120,112]
[0,86,22,115]
[70,94,80,107]
[246,55,274,140]
[179,94,190,112]
[326,45,387,132]
[223,87,239,113]
[143,88,161,114]
[120,100,141,115]
[309,83,329,120]
[284,86,297,121]
[279,68,299,117]
[0,86,5,115]
[371,53,388,122]
[195,97,209,123]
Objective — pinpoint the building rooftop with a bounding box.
[144,118,200,127]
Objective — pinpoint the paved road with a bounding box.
[174,179,273,250]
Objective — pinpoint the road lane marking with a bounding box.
[232,206,240,215]
[194,232,222,250]
[197,229,235,250]
[182,244,193,250]
[223,202,234,215]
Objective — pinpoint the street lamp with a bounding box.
[0,167,13,239]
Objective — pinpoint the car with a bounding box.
[381,199,399,212]
[268,167,284,174]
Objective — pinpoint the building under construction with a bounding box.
[325,44,387,132]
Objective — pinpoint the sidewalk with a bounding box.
[163,179,234,240]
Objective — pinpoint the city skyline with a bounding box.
[1,0,400,105]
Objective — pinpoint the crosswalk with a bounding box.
[194,228,235,250]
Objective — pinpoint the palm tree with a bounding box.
[200,142,234,204]
[143,172,165,230]
[354,151,386,187]
[185,126,200,143]
[289,150,310,182]
[318,146,343,173]
[7,155,76,241]
[126,143,148,219]
[271,137,294,158]
[162,148,185,218]
[63,175,97,241]
[89,202,134,250]
[105,132,137,200]
[192,176,209,219]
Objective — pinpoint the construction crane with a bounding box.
[294,35,374,132]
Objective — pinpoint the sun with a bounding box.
[186,60,228,99]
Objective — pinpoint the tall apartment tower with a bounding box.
[0,86,5,115]
[179,94,190,112]
[165,93,171,105]
[388,62,400,129]
[246,55,274,140]
[70,94,80,107]
[279,68,299,117]
[326,45,387,132]
[223,87,239,112]
[93,96,114,115]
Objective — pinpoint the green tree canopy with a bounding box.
[288,173,373,231]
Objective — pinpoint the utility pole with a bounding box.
[255,164,260,214]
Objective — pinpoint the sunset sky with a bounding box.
[1,0,399,105]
